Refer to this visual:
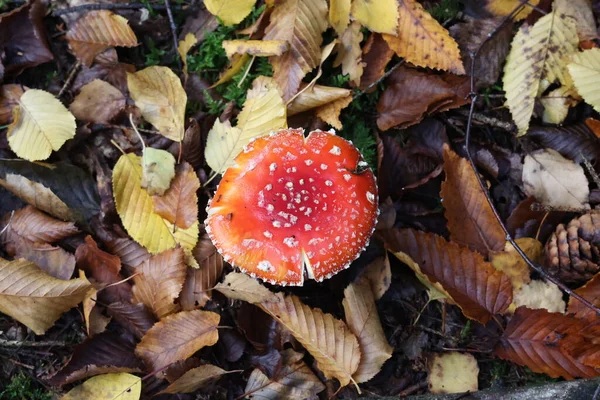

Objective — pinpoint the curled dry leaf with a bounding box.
[428,352,479,394]
[333,21,364,86]
[0,258,91,335]
[153,162,200,230]
[222,40,289,58]
[381,228,513,324]
[568,48,600,113]
[135,309,220,371]
[7,89,76,162]
[441,145,505,255]
[342,277,392,383]
[204,0,257,26]
[69,79,125,124]
[350,0,398,35]
[127,66,187,142]
[158,364,231,394]
[140,148,176,196]
[65,10,137,66]
[243,349,325,399]
[132,247,186,319]
[61,373,141,400]
[263,0,328,101]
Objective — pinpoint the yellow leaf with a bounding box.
[178,33,198,77]
[113,153,199,254]
[568,48,600,113]
[329,0,351,35]
[61,373,141,400]
[382,0,464,74]
[127,66,187,142]
[211,54,250,88]
[0,259,91,335]
[7,89,76,161]
[287,84,351,115]
[66,11,138,66]
[141,148,176,196]
[205,76,287,175]
[315,93,352,129]
[215,272,279,304]
[70,79,126,124]
[541,86,578,125]
[334,21,364,86]
[503,11,578,135]
[428,352,479,394]
[204,0,257,26]
[264,0,328,100]
[490,238,540,291]
[485,0,540,20]
[351,0,399,35]
[222,39,289,58]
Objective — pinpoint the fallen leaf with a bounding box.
[343,277,393,383]
[522,149,589,210]
[555,0,597,41]
[140,148,176,196]
[351,0,399,35]
[178,33,197,77]
[568,48,600,113]
[135,309,220,371]
[180,6,219,42]
[490,238,541,291]
[211,54,251,88]
[364,254,391,300]
[428,352,479,394]
[0,258,91,335]
[60,373,141,400]
[82,286,111,337]
[503,10,578,135]
[132,247,186,319]
[287,84,351,115]
[158,364,231,394]
[107,302,156,340]
[315,93,353,129]
[329,0,351,35]
[113,153,199,254]
[179,119,205,168]
[70,79,126,124]
[243,349,325,399]
[263,0,328,100]
[441,145,506,255]
[104,236,151,270]
[360,33,394,92]
[204,0,257,26]
[222,39,289,58]
[525,124,600,164]
[382,0,464,74]
[541,86,578,125]
[484,0,540,20]
[66,10,138,66]
[215,272,278,304]
[2,205,78,243]
[7,89,76,161]
[9,240,76,281]
[153,162,200,230]
[0,84,26,124]
[333,21,364,86]
[205,76,286,176]
[513,279,566,313]
[127,66,187,141]
[567,272,600,320]
[72,48,135,95]
[382,228,513,324]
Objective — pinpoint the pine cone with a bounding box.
[545,212,600,284]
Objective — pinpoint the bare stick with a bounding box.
[58,61,81,98]
[353,59,405,100]
[164,0,183,71]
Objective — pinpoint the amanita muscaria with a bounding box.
[205,128,378,285]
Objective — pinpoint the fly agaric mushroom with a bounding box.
[205,128,378,286]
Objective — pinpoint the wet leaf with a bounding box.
[428,352,479,394]
[61,373,141,400]
[153,162,200,230]
[70,79,125,124]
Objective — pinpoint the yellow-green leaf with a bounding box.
[205,0,257,26]
[141,148,176,196]
[568,48,600,113]
[61,373,141,400]
[351,0,398,35]
[7,89,76,161]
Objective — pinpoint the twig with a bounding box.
[592,382,600,400]
[58,61,81,98]
[0,338,69,347]
[456,109,514,132]
[464,0,600,315]
[163,0,183,71]
[353,59,405,100]
[52,3,183,16]
[398,381,428,397]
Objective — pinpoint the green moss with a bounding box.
[339,91,379,170]
[143,38,166,67]
[0,372,52,400]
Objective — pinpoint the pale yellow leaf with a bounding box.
[113,153,199,254]
[555,0,597,41]
[205,76,286,175]
[287,85,351,115]
[7,89,76,161]
[428,352,479,394]
[222,40,289,58]
[315,94,352,129]
[204,0,257,26]
[351,0,399,35]
[513,279,566,314]
[364,254,391,300]
[141,148,176,196]
[382,0,464,74]
[503,11,578,135]
[329,0,351,35]
[159,364,231,394]
[486,0,540,20]
[178,33,198,77]
[541,86,578,125]
[568,48,600,113]
[82,285,110,337]
[60,373,141,400]
[333,21,364,86]
[66,11,138,66]
[127,66,187,141]
[214,271,279,303]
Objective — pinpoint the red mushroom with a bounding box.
[205,128,378,286]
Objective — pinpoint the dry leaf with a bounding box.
[555,0,597,41]
[315,93,352,129]
[107,302,156,340]
[0,258,91,335]
[329,0,351,35]
[360,34,394,92]
[113,153,199,254]
[263,0,328,101]
[568,48,600,113]
[127,66,187,141]
[132,247,186,319]
[61,373,141,400]
[222,40,289,58]
[135,309,220,371]
[351,0,398,35]
[364,254,391,300]
[153,162,200,230]
[541,86,578,125]
[0,84,26,124]
[485,0,540,20]
[7,89,76,161]
[441,145,505,255]
[490,238,541,291]
[287,84,351,115]
[158,364,231,394]
[2,205,78,243]
[513,279,566,313]
[522,149,589,210]
[428,352,479,394]
[82,286,111,337]
[178,33,197,77]
[343,277,392,383]
[333,21,364,86]
[140,148,176,196]
[382,0,464,74]
[214,272,278,304]
[10,240,76,281]
[66,11,137,66]
[204,0,257,26]
[568,273,600,320]
[211,54,250,88]
[70,79,126,124]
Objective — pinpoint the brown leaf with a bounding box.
[106,301,156,340]
[287,84,351,116]
[180,6,219,42]
[495,307,599,379]
[343,277,393,383]
[360,33,394,92]
[104,236,151,270]
[333,21,364,86]
[315,94,353,129]
[132,247,186,319]
[568,273,600,321]
[66,10,138,66]
[381,228,513,324]
[0,84,26,124]
[82,286,111,337]
[179,118,205,169]
[12,240,75,281]
[69,79,126,124]
[441,145,506,255]
[72,48,135,95]
[215,272,280,304]
[525,124,600,164]
[158,364,231,394]
[2,205,78,243]
[363,254,391,300]
[152,163,200,230]
[135,309,220,371]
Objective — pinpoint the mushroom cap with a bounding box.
[205,128,378,286]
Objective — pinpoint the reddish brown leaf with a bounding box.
[179,119,205,169]
[106,301,157,340]
[360,33,394,92]
[441,145,506,255]
[105,235,151,270]
[381,228,513,323]
[72,48,135,95]
[568,273,600,321]
[3,205,78,244]
[152,162,200,230]
[0,84,26,124]
[495,307,599,379]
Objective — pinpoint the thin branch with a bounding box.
[52,3,183,17]
[0,338,69,347]
[164,0,183,71]
[353,59,405,100]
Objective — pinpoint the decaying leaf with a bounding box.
[513,279,566,313]
[135,309,220,371]
[351,0,398,35]
[428,352,479,394]
[343,277,392,383]
[70,79,126,124]
[204,0,257,26]
[522,149,589,210]
[333,21,364,86]
[158,364,231,394]
[65,11,138,66]
[490,238,541,291]
[7,89,76,162]
[140,148,176,196]
[0,258,91,335]
[205,76,286,176]
[360,33,394,92]
[568,48,600,113]
[61,373,141,400]
[153,162,200,230]
[555,0,597,42]
[222,40,289,58]
[127,66,187,141]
